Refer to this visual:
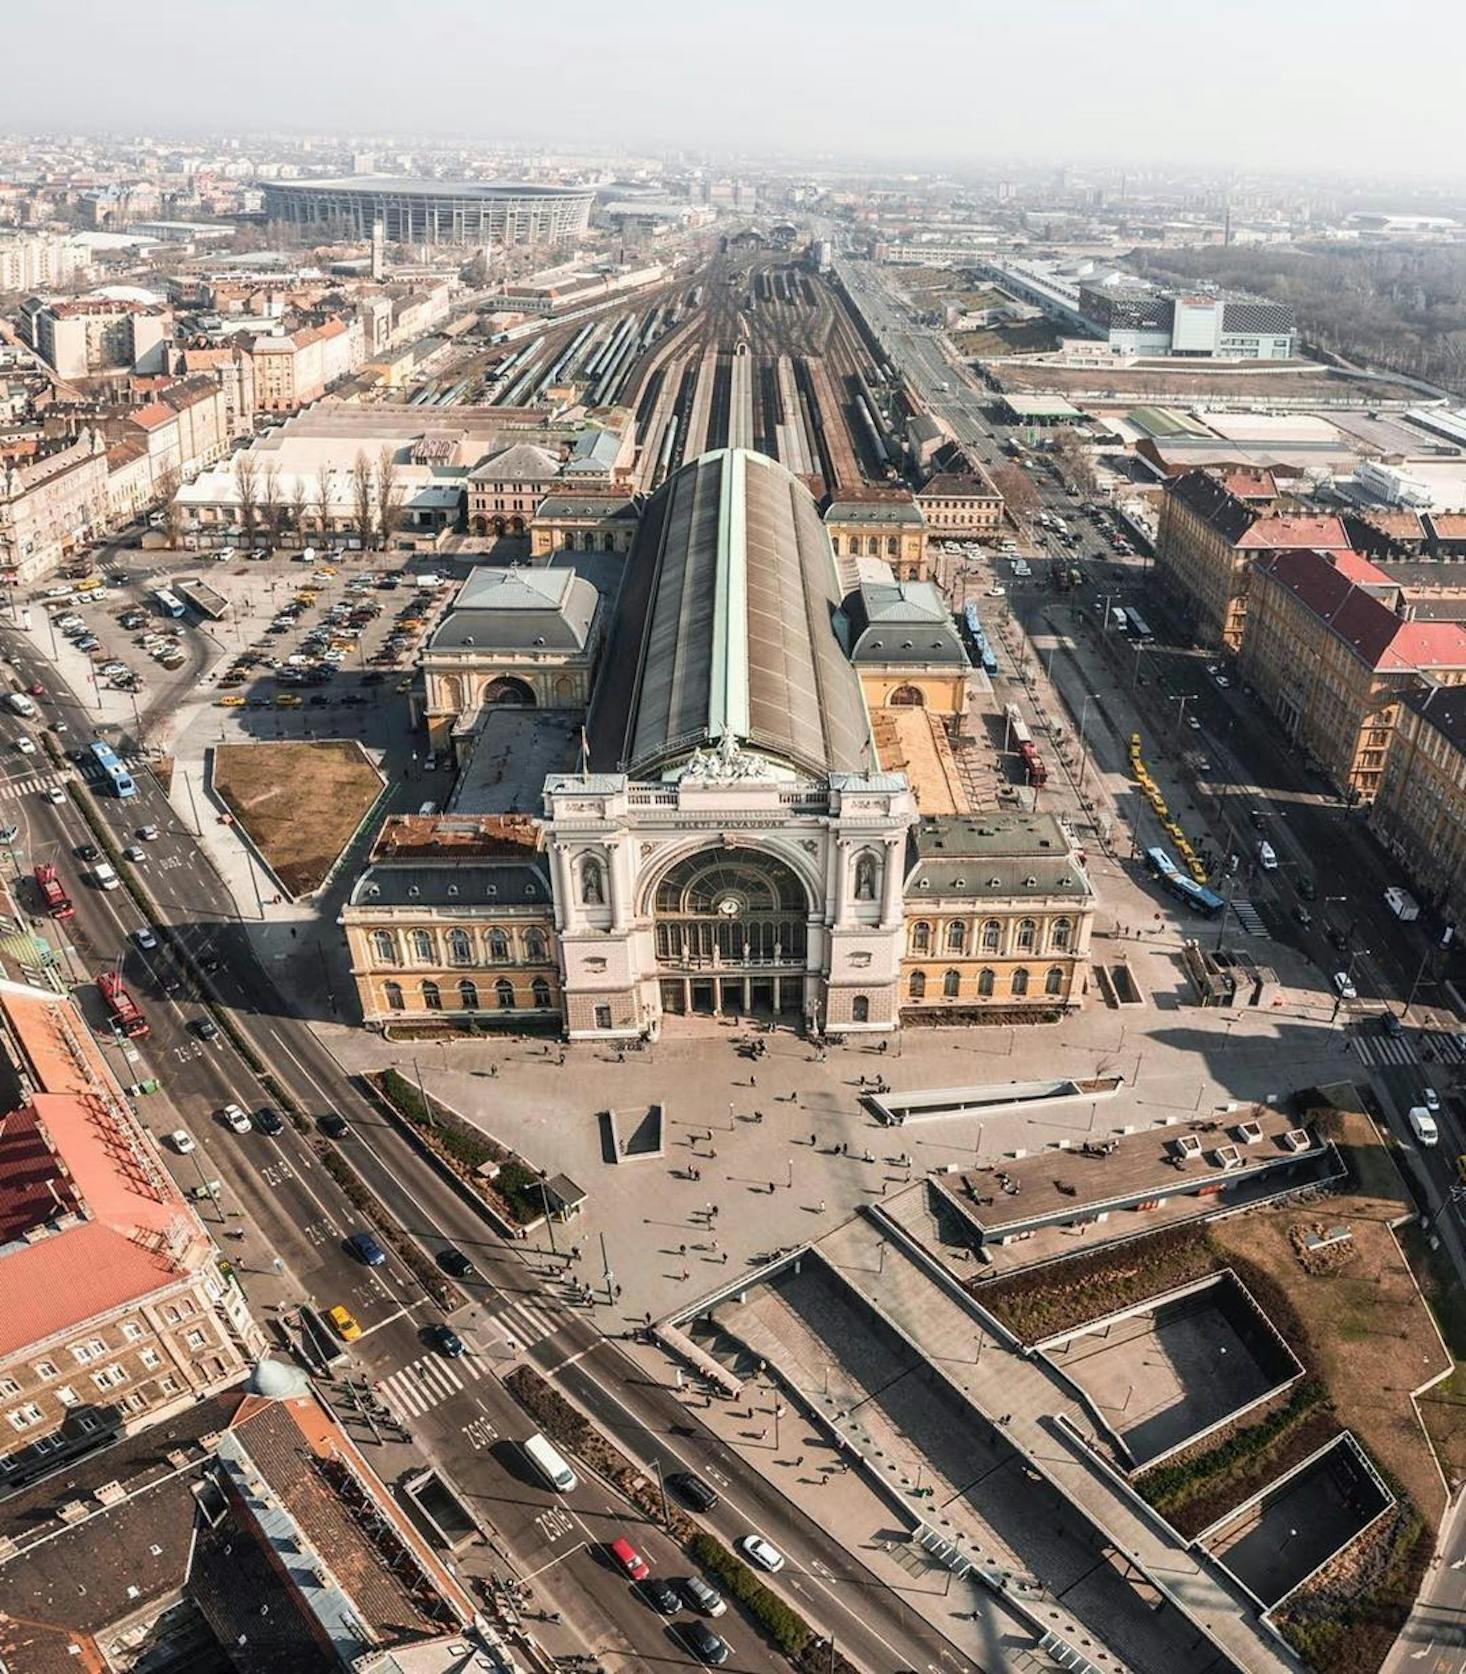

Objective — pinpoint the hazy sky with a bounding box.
[11,0,1466,179]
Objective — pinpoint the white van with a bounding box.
[1257,841,1278,871]
[1407,1106,1439,1147]
[522,1432,578,1493]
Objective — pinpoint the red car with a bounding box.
[608,1536,650,1581]
[27,682,44,697]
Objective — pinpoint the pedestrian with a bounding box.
[678,1243,687,1256]
[810,1132,817,1147]
[794,1454,804,1467]
[614,1283,622,1298]
[750,1073,756,1087]
[489,1063,498,1078]
[817,1199,826,1214]
[720,1252,728,1264]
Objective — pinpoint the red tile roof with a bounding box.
[1259,549,1466,674]
[1327,551,1392,585]
[129,402,174,431]
[1238,514,1349,551]
[1218,468,1277,501]
[1428,514,1466,540]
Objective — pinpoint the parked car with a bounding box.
[168,1129,196,1154]
[677,1621,731,1666]
[681,1575,727,1617]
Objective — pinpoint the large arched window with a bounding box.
[1016,918,1037,953]
[488,927,510,963]
[653,847,809,968]
[1011,967,1030,997]
[421,980,442,1011]
[525,928,547,962]
[411,929,435,964]
[942,969,961,998]
[889,684,924,707]
[495,979,515,1010]
[977,968,995,997]
[1051,917,1073,952]
[531,977,551,1008]
[1045,966,1065,996]
[911,921,931,953]
[579,857,605,906]
[446,929,472,966]
[909,970,927,998]
[383,981,404,1012]
[946,921,966,953]
[370,929,398,964]
[458,979,479,1010]
[981,918,1001,952]
[852,995,870,1023]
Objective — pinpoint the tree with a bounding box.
[351,450,375,554]
[313,465,335,547]
[259,461,286,548]
[1051,427,1097,499]
[988,462,1040,524]
[376,447,403,553]
[233,453,259,552]
[154,461,183,549]
[288,474,309,547]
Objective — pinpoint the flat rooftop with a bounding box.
[945,1105,1324,1243]
[448,707,580,817]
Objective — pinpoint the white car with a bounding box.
[1332,971,1358,1000]
[15,737,35,755]
[1187,716,1201,731]
[220,1103,251,1134]
[1423,1086,1441,1113]
[44,786,66,804]
[168,1129,196,1155]
[1408,1107,1440,1147]
[737,1534,785,1573]
[987,584,1006,597]
[133,927,158,950]
[1215,674,1230,689]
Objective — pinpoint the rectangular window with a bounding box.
[139,1348,160,1371]
[160,1376,178,1396]
[120,1321,143,1343]
[7,1403,43,1431]
[33,1361,58,1381]
[185,1329,207,1352]
[56,1385,78,1408]
[0,1378,19,1399]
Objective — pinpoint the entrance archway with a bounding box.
[483,676,535,706]
[652,846,809,1018]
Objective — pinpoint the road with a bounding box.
[0,602,980,1672]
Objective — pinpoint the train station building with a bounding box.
[344,448,1095,1038]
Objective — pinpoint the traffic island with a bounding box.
[210,738,386,897]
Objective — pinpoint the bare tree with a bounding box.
[1051,427,1097,500]
[233,452,259,552]
[376,447,404,553]
[154,460,183,548]
[288,474,309,547]
[988,462,1041,525]
[259,461,285,549]
[312,465,335,548]
[351,451,375,554]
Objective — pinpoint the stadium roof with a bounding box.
[589,449,873,779]
[266,176,590,200]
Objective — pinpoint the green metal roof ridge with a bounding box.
[709,448,750,743]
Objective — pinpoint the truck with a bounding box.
[1384,886,1420,922]
[98,970,149,1038]
[6,691,36,718]
[33,862,73,919]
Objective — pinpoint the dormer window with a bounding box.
[407,886,420,898]
[1024,876,1037,888]
[447,885,459,897]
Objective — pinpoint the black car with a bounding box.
[437,1247,476,1280]
[1297,876,1318,902]
[427,1322,465,1358]
[254,1106,285,1135]
[1327,924,1350,951]
[318,1113,350,1138]
[361,670,385,684]
[641,1576,681,1615]
[193,1017,220,1041]
[75,842,100,862]
[670,1470,719,1512]
[1380,1012,1405,1039]
[678,1621,731,1666]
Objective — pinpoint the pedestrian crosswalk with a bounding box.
[1352,1029,1465,1070]
[482,1295,563,1355]
[379,1352,484,1422]
[0,770,68,802]
[1228,898,1270,938]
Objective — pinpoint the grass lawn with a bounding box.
[1400,1220,1466,1496]
[212,740,384,897]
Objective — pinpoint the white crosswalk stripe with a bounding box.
[378,1354,475,1424]
[1352,1029,1462,1070]
[1229,898,1270,938]
[485,1298,563,1351]
[0,772,65,802]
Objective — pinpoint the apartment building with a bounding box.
[0,231,90,293]
[252,316,358,412]
[1154,468,1353,651]
[19,295,169,380]
[0,428,110,584]
[1241,547,1466,801]
[0,978,263,1489]
[900,814,1094,1019]
[178,342,258,434]
[1372,685,1466,930]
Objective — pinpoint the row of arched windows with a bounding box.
[909,967,1066,1000]
[909,918,1072,957]
[830,534,903,558]
[369,926,549,967]
[381,977,555,1013]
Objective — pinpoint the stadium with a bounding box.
[260,177,595,248]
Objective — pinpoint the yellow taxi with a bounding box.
[327,1305,362,1341]
[294,591,318,605]
[275,693,303,708]
[1188,861,1209,883]
[317,566,338,578]
[216,695,247,707]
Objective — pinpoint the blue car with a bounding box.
[347,1230,386,1267]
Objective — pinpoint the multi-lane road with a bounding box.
[0,577,981,1671]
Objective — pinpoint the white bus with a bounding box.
[522,1432,578,1493]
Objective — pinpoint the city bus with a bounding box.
[89,739,136,799]
[152,587,185,619]
[1125,608,1155,641]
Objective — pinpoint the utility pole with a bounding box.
[652,1455,670,1530]
[537,1176,558,1256]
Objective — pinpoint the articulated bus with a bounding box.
[89,740,136,798]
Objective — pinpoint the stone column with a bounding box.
[880,837,904,928]
[609,840,631,932]
[551,843,575,933]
